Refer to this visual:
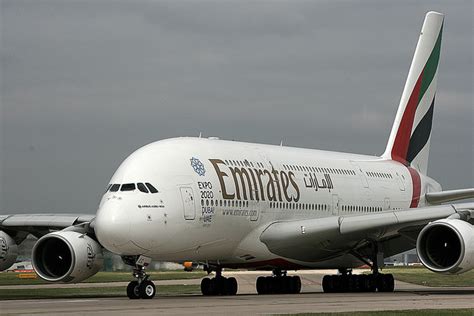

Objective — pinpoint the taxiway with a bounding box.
[1,271,473,315]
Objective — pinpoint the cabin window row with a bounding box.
[366,171,393,179]
[224,159,265,168]
[201,199,250,208]
[270,201,329,211]
[283,164,356,176]
[341,205,382,213]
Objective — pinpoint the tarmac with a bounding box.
[1,270,473,315]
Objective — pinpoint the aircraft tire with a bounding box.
[201,277,212,296]
[138,280,156,299]
[290,276,301,294]
[126,281,141,299]
[226,277,238,295]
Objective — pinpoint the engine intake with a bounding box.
[417,219,474,274]
[0,231,18,271]
[32,231,103,283]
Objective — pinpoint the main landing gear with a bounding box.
[321,269,394,293]
[256,269,301,295]
[123,256,156,299]
[322,242,395,293]
[201,267,238,296]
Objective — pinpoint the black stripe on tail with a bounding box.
[406,97,435,163]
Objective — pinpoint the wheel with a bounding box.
[266,276,276,294]
[126,281,140,299]
[138,280,156,299]
[256,276,266,294]
[376,273,394,292]
[201,278,212,296]
[353,275,363,292]
[227,277,238,295]
[291,276,301,294]
[322,275,330,293]
[209,278,220,295]
[384,274,395,292]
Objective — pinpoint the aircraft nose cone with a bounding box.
[94,199,131,254]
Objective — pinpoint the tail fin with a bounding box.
[383,11,444,175]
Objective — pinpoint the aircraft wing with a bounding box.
[260,202,474,262]
[0,214,95,243]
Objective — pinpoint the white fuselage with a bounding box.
[94,137,441,269]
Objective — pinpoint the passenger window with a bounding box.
[145,183,158,193]
[137,183,149,193]
[121,183,136,191]
[110,184,120,192]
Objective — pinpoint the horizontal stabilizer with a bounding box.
[426,188,474,204]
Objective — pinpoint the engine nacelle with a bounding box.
[32,231,103,283]
[0,231,18,271]
[417,219,474,274]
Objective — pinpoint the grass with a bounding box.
[0,284,201,300]
[278,310,474,316]
[0,270,206,286]
[380,266,474,287]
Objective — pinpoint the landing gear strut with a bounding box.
[322,242,395,293]
[256,269,301,294]
[200,266,238,296]
[123,255,156,299]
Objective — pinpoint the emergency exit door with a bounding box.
[180,187,196,220]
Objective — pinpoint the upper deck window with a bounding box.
[110,184,120,192]
[145,183,158,193]
[120,183,136,191]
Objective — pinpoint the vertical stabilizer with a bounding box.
[383,11,444,175]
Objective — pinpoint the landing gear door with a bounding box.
[180,187,196,220]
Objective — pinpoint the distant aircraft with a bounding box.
[1,11,473,299]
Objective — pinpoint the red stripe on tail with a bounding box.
[391,71,424,164]
[408,167,421,208]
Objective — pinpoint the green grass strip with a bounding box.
[0,271,206,286]
[0,284,200,300]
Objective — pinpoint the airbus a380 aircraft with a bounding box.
[1,11,473,299]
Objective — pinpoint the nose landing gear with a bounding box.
[123,255,156,299]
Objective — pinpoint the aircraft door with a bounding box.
[394,170,406,191]
[332,194,340,215]
[350,161,369,188]
[384,197,391,211]
[180,187,196,220]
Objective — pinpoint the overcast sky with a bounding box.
[0,0,472,214]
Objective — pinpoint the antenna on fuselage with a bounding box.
[198,132,202,138]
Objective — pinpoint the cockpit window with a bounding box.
[137,183,149,193]
[105,184,112,193]
[145,183,158,193]
[120,183,136,191]
[110,184,120,192]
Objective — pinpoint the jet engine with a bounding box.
[0,231,18,271]
[417,219,474,274]
[32,231,103,283]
